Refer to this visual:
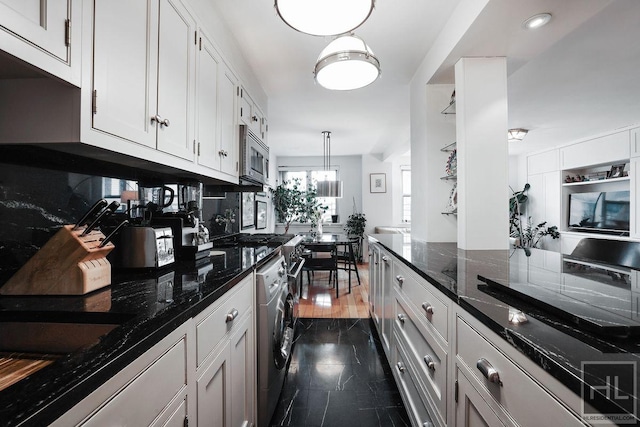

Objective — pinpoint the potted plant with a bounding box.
[509,183,559,253]
[270,178,327,234]
[344,212,367,262]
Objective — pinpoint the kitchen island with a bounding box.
[369,233,640,426]
[0,244,278,426]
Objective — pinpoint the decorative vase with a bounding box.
[225,221,232,234]
[316,221,323,236]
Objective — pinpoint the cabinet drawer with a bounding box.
[392,332,435,427]
[395,292,447,424]
[82,336,187,426]
[395,262,448,343]
[196,276,253,367]
[456,316,583,426]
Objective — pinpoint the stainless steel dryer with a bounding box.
[256,254,294,427]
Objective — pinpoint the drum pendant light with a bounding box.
[274,0,375,37]
[316,131,343,198]
[314,34,381,91]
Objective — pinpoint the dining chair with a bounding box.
[301,243,339,298]
[335,238,361,293]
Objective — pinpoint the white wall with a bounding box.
[362,154,394,235]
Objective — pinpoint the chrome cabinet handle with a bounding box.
[396,275,404,286]
[218,150,228,157]
[382,256,389,263]
[397,314,406,324]
[423,355,435,371]
[151,115,170,127]
[225,308,239,323]
[477,358,502,385]
[252,115,258,122]
[422,302,434,315]
[396,362,406,373]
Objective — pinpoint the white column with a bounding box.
[455,57,509,250]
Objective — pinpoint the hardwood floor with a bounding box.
[298,263,370,318]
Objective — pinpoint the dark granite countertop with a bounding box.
[369,234,640,425]
[0,244,279,426]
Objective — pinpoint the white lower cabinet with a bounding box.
[53,273,255,427]
[51,321,195,427]
[455,313,587,427]
[195,274,255,427]
[455,370,505,427]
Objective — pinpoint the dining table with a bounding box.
[298,233,361,292]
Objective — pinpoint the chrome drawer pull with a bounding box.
[423,355,435,371]
[396,362,406,373]
[382,256,390,263]
[397,314,406,324]
[477,358,502,386]
[225,308,239,323]
[421,302,434,315]
[395,275,405,286]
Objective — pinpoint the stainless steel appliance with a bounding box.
[256,254,293,427]
[282,235,305,329]
[113,226,175,268]
[239,124,269,185]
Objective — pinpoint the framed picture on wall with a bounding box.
[241,192,255,229]
[370,173,386,193]
[255,200,267,229]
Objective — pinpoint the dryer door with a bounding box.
[273,287,294,370]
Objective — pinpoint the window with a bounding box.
[280,168,338,222]
[401,166,411,223]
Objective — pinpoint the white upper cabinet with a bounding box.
[0,0,80,85]
[560,130,629,169]
[156,0,196,161]
[239,86,266,143]
[196,30,238,179]
[631,127,640,158]
[92,0,195,161]
[218,67,239,177]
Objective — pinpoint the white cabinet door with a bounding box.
[455,371,506,427]
[92,0,158,149]
[230,314,255,427]
[560,131,629,169]
[155,0,195,161]
[197,343,231,427]
[631,127,640,158]
[218,65,239,177]
[196,30,221,170]
[0,0,70,61]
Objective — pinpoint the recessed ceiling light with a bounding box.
[523,13,552,30]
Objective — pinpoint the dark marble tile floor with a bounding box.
[269,318,411,427]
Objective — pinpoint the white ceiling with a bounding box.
[211,0,640,158]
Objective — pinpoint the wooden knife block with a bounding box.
[0,225,114,295]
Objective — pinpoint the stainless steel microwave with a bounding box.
[239,124,269,185]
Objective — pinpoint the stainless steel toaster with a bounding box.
[115,227,175,268]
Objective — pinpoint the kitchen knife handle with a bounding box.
[81,208,112,236]
[73,199,108,230]
[98,220,129,248]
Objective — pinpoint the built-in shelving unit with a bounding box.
[562,176,629,187]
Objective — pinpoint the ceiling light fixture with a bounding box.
[508,128,529,142]
[523,13,552,30]
[314,34,381,91]
[316,131,343,198]
[274,0,375,36]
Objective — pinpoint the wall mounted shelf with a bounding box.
[440,175,457,181]
[440,141,456,152]
[441,101,456,115]
[562,176,629,187]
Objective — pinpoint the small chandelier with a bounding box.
[274,0,375,36]
[314,34,381,91]
[508,128,529,142]
[316,131,343,198]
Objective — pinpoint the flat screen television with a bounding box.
[568,190,630,234]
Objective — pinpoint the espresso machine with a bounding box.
[151,182,212,260]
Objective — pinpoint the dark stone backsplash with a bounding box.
[0,160,238,285]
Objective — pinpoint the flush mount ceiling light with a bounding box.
[314,34,381,91]
[523,13,552,30]
[274,0,375,36]
[508,128,529,142]
[316,131,343,198]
